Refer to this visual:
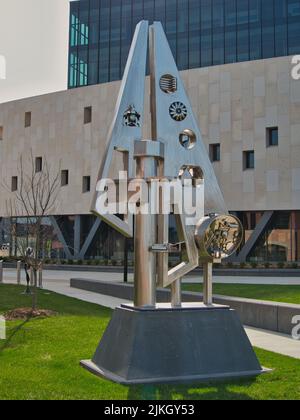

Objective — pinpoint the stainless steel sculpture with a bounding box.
[82,21,266,384]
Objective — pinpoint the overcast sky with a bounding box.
[0,0,70,104]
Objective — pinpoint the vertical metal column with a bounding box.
[134,153,157,308]
[171,279,182,308]
[203,262,213,306]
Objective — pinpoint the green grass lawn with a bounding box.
[0,284,300,400]
[182,283,300,305]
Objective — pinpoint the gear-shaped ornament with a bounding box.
[169,101,187,121]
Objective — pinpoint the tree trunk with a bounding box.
[32,269,38,312]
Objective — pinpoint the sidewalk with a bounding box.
[3,273,300,360]
[2,268,300,285]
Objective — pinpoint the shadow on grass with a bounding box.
[0,318,31,353]
[127,378,255,401]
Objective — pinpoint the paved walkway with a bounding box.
[2,271,300,360]
[2,268,300,285]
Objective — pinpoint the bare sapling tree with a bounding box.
[3,151,61,311]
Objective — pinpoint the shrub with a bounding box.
[277,262,285,269]
[77,260,83,265]
[291,263,298,269]
[68,260,74,265]
[250,262,258,269]
[264,262,270,269]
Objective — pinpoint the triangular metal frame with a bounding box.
[91,21,149,238]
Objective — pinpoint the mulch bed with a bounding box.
[4,308,57,321]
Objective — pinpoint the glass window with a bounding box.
[0,126,3,140]
[110,0,121,81]
[70,1,80,48]
[237,0,249,62]
[79,0,89,46]
[177,0,189,70]
[288,0,300,54]
[189,0,201,68]
[144,0,155,22]
[249,0,262,60]
[35,157,43,173]
[243,150,255,170]
[225,0,237,63]
[121,0,132,77]
[25,112,31,128]
[201,0,213,67]
[83,176,91,193]
[248,211,300,263]
[132,0,144,28]
[78,47,88,86]
[99,0,110,83]
[267,127,279,147]
[67,0,300,88]
[274,0,288,57]
[61,170,69,187]
[84,107,92,124]
[262,0,275,58]
[89,0,100,45]
[210,144,221,162]
[155,0,166,25]
[165,0,178,60]
[11,176,18,192]
[213,0,225,65]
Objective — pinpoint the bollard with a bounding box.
[38,267,43,289]
[0,260,3,283]
[17,260,21,285]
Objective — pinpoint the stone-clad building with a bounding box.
[0,0,300,263]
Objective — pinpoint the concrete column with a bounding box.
[74,216,81,259]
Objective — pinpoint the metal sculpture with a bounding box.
[82,21,266,384]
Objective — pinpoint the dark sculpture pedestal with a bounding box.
[81,304,267,385]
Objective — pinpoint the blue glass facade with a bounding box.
[68,0,300,88]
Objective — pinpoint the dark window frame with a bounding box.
[61,170,69,187]
[243,150,255,170]
[266,127,279,147]
[25,112,32,128]
[35,157,43,173]
[82,176,91,193]
[84,106,92,124]
[209,143,221,162]
[11,176,18,192]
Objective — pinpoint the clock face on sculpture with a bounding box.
[195,214,243,260]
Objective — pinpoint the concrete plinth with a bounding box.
[81,305,267,385]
